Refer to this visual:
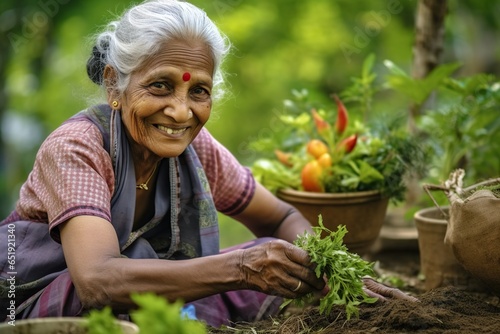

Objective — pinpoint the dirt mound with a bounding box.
[296,287,500,333]
[209,287,500,333]
[208,249,500,333]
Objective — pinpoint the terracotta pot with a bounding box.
[277,188,389,255]
[0,317,139,334]
[414,206,485,291]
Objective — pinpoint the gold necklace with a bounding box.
[136,162,158,191]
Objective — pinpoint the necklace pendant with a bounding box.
[136,161,159,191]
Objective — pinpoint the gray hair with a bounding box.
[86,0,230,99]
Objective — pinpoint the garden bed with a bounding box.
[209,249,500,333]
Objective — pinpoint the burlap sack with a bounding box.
[438,170,500,293]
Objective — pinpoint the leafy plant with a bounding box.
[384,60,461,107]
[85,306,124,334]
[419,75,500,185]
[251,158,302,194]
[249,69,426,202]
[85,293,207,334]
[385,61,500,189]
[131,293,206,334]
[340,53,378,122]
[282,215,377,320]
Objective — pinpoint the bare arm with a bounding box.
[232,182,314,242]
[59,213,324,311]
[230,182,418,303]
[59,216,243,310]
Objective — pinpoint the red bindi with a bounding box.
[182,72,191,81]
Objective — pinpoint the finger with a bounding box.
[277,278,303,299]
[281,243,325,289]
[291,280,302,293]
[282,242,312,267]
[388,288,420,302]
[288,264,325,291]
[305,273,326,291]
[278,275,313,297]
[320,275,330,296]
[362,277,419,302]
[268,241,323,289]
[285,279,310,297]
[362,287,387,301]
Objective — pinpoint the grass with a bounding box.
[218,213,255,249]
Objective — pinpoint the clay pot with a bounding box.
[0,317,139,334]
[414,206,485,291]
[277,188,389,255]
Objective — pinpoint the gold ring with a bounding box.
[292,280,302,292]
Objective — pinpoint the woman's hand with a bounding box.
[238,239,325,299]
[362,276,419,302]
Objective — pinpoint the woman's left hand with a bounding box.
[362,276,419,302]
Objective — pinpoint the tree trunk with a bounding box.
[409,0,448,131]
[412,0,448,79]
[405,0,448,208]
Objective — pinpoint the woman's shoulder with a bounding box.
[43,115,104,148]
[192,127,214,146]
[191,127,230,156]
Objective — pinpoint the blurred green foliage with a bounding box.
[1,0,499,246]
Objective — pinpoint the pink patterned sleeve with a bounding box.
[191,128,256,216]
[16,121,115,239]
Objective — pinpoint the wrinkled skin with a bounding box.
[238,239,419,303]
[239,240,326,299]
[363,277,420,302]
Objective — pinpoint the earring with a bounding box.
[112,101,119,108]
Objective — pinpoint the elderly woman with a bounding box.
[1,0,403,328]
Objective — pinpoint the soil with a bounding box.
[208,250,500,334]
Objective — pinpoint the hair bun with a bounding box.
[86,41,108,85]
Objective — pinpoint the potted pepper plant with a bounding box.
[250,86,424,255]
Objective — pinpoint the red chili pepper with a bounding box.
[274,149,293,167]
[336,134,357,153]
[333,94,348,135]
[310,108,330,136]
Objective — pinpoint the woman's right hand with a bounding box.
[238,239,325,299]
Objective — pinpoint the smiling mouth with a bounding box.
[156,124,188,135]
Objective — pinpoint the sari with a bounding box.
[0,105,281,327]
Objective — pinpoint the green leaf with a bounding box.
[421,62,462,96]
[383,59,408,76]
[250,159,302,194]
[384,61,461,105]
[361,53,376,80]
[279,112,311,126]
[131,293,206,334]
[357,160,384,183]
[284,215,377,320]
[85,307,123,334]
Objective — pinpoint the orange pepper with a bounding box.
[306,139,329,159]
[317,152,332,168]
[301,160,324,192]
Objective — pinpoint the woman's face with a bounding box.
[117,39,214,159]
